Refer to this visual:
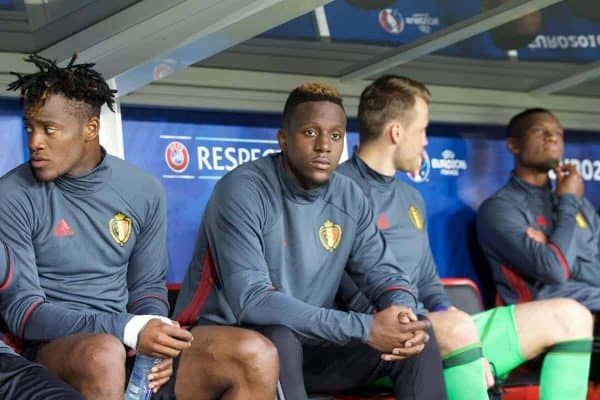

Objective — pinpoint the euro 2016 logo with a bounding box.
[379,9,404,34]
[165,141,190,173]
[407,150,431,183]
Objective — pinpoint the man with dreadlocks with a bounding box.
[173,82,447,399]
[0,54,279,400]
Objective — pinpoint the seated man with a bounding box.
[477,107,600,313]
[337,76,593,400]
[0,241,83,400]
[173,82,448,400]
[0,54,278,400]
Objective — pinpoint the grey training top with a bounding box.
[336,154,451,315]
[0,149,169,343]
[173,153,418,345]
[0,242,16,355]
[477,174,600,310]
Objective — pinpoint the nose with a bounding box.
[28,129,46,153]
[314,133,331,153]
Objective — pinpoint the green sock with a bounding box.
[442,343,488,400]
[540,338,592,400]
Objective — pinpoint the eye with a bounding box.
[44,126,57,135]
[24,125,33,134]
[304,128,318,137]
[330,131,343,141]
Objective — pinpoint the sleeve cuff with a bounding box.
[558,194,582,214]
[376,289,418,312]
[123,315,172,349]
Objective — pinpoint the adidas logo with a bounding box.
[54,219,73,237]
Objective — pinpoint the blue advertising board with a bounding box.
[264,0,600,63]
[0,99,26,177]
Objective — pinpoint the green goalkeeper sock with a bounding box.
[443,343,488,400]
[540,338,592,400]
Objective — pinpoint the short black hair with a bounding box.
[507,108,555,140]
[282,82,344,129]
[8,53,116,121]
[358,75,430,143]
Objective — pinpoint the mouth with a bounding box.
[30,158,50,168]
[311,158,331,170]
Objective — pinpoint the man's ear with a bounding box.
[277,129,287,152]
[388,122,403,145]
[506,136,520,156]
[84,117,100,142]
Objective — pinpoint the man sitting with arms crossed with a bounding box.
[478,108,600,314]
[0,241,83,399]
[337,76,593,400]
[174,82,447,400]
[0,54,279,400]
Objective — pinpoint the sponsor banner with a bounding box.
[0,99,26,177]
[324,0,600,62]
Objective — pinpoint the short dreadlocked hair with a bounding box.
[8,53,116,121]
[282,82,344,129]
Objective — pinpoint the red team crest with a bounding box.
[165,141,190,173]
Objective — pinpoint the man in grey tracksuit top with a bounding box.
[0,241,83,399]
[336,154,450,316]
[477,108,600,311]
[174,82,447,400]
[0,149,170,342]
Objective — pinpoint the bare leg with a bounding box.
[427,309,479,355]
[513,298,593,359]
[175,325,279,400]
[36,333,126,400]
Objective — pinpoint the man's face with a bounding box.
[510,112,564,172]
[393,96,429,172]
[278,101,346,190]
[24,94,92,181]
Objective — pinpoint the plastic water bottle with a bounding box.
[125,354,161,400]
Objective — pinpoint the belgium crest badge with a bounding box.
[109,212,132,247]
[319,220,342,252]
[576,212,588,229]
[408,206,424,230]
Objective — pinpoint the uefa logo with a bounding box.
[379,9,404,34]
[165,141,190,173]
[407,150,431,183]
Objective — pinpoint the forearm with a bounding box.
[239,290,373,345]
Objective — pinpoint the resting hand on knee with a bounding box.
[137,319,193,359]
[367,305,430,355]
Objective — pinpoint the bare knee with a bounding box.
[234,330,279,381]
[546,298,593,341]
[69,334,126,384]
[430,309,479,355]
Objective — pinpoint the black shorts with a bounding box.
[0,352,83,399]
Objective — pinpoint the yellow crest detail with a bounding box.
[576,212,588,229]
[109,212,132,247]
[408,206,424,230]
[319,220,342,252]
